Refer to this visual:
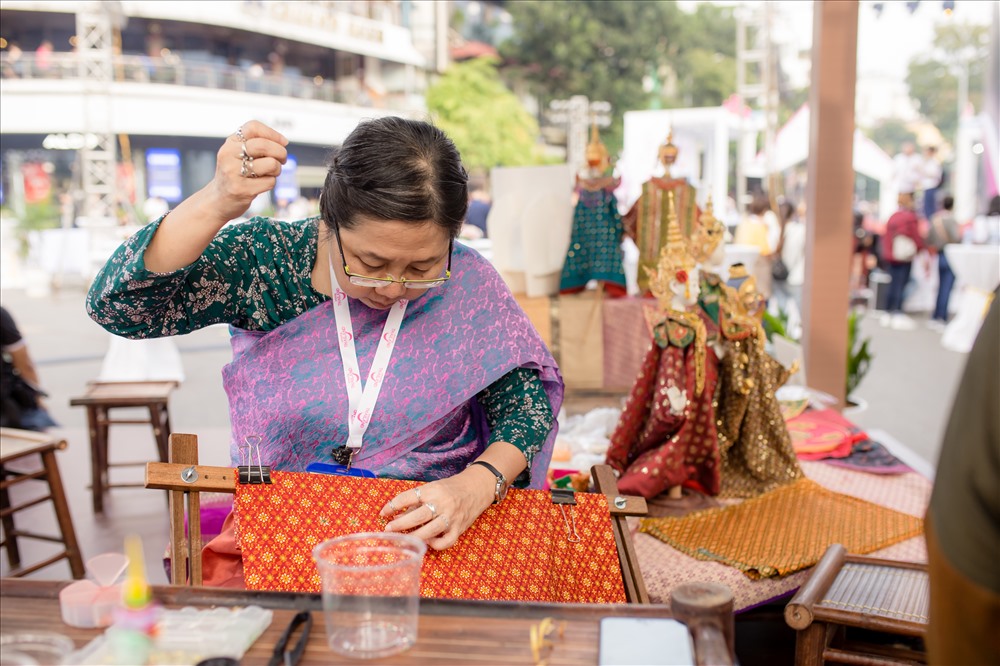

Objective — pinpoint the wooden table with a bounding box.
[69,380,177,513]
[0,579,692,665]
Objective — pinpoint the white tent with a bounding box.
[619,105,759,213]
[748,104,897,218]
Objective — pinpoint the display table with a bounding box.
[0,579,699,665]
[941,244,999,353]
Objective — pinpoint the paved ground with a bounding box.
[0,284,971,584]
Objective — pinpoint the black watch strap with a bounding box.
[469,460,507,504]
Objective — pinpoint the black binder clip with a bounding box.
[238,434,272,485]
[551,488,581,543]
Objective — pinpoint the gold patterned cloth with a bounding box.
[639,477,924,579]
[623,177,697,293]
[715,334,804,497]
[698,272,804,498]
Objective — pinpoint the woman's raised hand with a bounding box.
[209,120,289,222]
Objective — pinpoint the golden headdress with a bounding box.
[690,195,726,265]
[657,130,679,176]
[585,123,610,172]
[646,192,707,394]
[647,191,697,311]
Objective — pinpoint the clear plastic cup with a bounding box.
[313,532,426,660]
[0,632,75,665]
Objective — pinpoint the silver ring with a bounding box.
[387,498,398,513]
[240,159,257,178]
[236,126,245,142]
[425,502,437,519]
[413,487,421,501]
[442,514,450,530]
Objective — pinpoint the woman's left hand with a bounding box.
[380,469,495,550]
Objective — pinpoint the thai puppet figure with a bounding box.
[605,192,722,499]
[689,195,728,278]
[560,124,627,296]
[622,131,699,294]
[699,266,804,499]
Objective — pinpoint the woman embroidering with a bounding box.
[87,118,563,584]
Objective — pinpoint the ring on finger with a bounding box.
[425,502,437,519]
[441,514,450,530]
[236,126,246,142]
[387,498,398,513]
[413,487,421,501]
[241,156,258,178]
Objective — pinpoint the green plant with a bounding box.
[762,308,792,343]
[14,201,60,258]
[846,309,873,398]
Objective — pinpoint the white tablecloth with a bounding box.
[941,244,1000,352]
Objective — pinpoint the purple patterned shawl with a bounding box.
[223,242,563,488]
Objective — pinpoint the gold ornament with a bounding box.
[585,123,610,172]
[647,191,697,311]
[657,130,679,177]
[691,195,726,265]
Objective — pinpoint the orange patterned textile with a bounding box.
[234,472,627,603]
[640,477,924,580]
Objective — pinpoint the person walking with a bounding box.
[927,195,960,329]
[920,145,942,221]
[881,193,925,330]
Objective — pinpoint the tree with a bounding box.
[499,1,737,156]
[425,56,544,173]
[867,118,917,156]
[906,22,990,142]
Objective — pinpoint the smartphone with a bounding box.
[598,617,695,666]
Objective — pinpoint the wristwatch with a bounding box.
[469,460,509,504]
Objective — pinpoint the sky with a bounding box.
[679,0,998,81]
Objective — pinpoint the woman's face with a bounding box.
[331,216,452,310]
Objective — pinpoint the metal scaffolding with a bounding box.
[75,2,123,226]
[735,3,779,208]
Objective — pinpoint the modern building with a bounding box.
[0,0,449,226]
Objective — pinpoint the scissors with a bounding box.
[268,610,313,666]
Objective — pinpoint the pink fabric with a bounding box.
[602,297,656,389]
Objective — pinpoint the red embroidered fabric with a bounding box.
[234,472,627,604]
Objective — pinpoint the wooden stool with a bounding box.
[785,544,928,666]
[70,380,177,513]
[0,428,85,578]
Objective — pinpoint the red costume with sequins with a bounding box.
[605,308,721,498]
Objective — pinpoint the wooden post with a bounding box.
[671,582,736,666]
[802,1,859,408]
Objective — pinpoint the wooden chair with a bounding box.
[785,543,928,666]
[146,433,650,602]
[70,380,177,513]
[0,428,85,578]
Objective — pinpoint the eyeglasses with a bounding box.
[332,221,452,289]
